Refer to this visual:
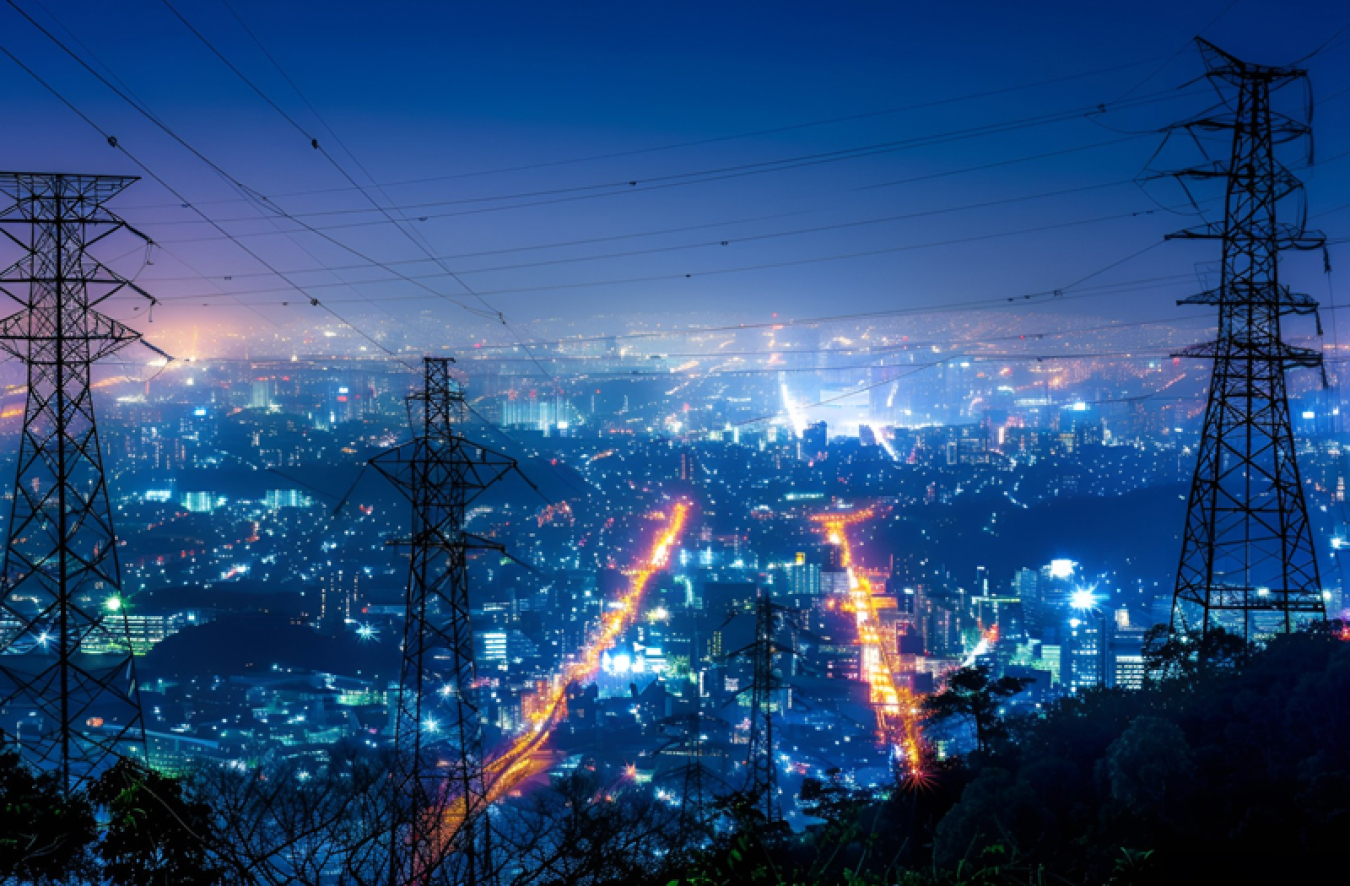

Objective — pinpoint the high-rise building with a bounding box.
[1109,608,1148,690]
[250,379,273,409]
[786,553,822,597]
[800,421,827,461]
[478,631,508,664]
[1012,567,1042,636]
[1064,605,1111,692]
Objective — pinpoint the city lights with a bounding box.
[421,502,693,854]
[812,509,927,785]
[0,15,1336,885]
[1049,559,1076,580]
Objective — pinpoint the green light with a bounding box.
[105,596,122,613]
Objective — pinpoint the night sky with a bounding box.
[1,0,1347,353]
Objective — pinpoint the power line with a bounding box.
[3,0,497,328]
[0,16,425,371]
[123,86,1205,232]
[137,175,1144,288]
[154,0,553,378]
[1109,0,1243,103]
[157,0,316,142]
[461,311,1214,364]
[114,54,1177,210]
[144,203,1194,308]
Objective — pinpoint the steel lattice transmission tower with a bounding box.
[655,708,723,839]
[0,173,162,788]
[373,358,517,886]
[1170,42,1328,642]
[729,590,795,824]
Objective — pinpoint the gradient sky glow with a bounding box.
[1,0,1347,358]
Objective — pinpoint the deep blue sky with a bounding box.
[1,0,1347,352]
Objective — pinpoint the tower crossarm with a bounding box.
[1172,340,1323,370]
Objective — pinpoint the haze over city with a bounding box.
[0,3,1348,885]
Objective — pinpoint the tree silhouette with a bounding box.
[0,748,96,884]
[88,758,223,886]
[923,665,1032,754]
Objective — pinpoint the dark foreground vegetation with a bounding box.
[3,623,1348,885]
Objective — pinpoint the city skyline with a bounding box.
[0,5,1348,885]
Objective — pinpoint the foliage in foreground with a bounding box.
[0,752,219,886]
[4,623,1349,885]
[667,623,1350,885]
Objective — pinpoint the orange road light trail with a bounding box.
[428,502,691,860]
[812,510,928,783]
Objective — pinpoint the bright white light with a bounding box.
[779,375,807,438]
[104,596,123,613]
[1049,559,1076,579]
[422,717,439,734]
[356,624,377,641]
[1070,589,1096,610]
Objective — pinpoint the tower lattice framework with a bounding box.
[0,173,160,788]
[373,358,516,886]
[730,590,795,824]
[1170,42,1327,641]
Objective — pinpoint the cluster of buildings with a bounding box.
[0,313,1344,800]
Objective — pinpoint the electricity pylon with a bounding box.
[0,173,162,788]
[1169,41,1327,641]
[655,708,724,839]
[373,358,516,886]
[727,590,796,824]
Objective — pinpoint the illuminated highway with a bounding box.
[811,510,928,783]
[431,502,692,854]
